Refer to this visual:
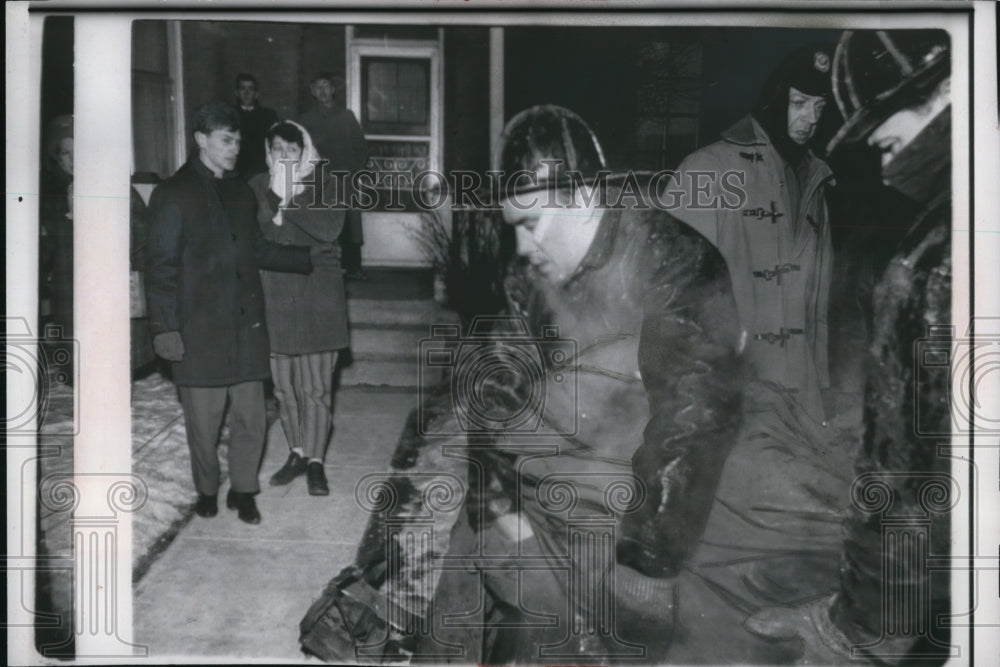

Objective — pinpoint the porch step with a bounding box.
[347,298,456,328]
[340,291,458,388]
[338,352,445,388]
[348,322,436,357]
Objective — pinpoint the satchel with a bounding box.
[299,564,414,663]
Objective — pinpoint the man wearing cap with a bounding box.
[745,30,954,665]
[673,44,837,425]
[299,73,369,280]
[657,44,861,663]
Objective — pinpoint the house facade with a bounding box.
[132,20,838,266]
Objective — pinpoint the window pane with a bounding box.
[362,57,430,136]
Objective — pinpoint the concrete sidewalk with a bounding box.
[132,385,419,663]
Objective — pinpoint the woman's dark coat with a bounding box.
[249,172,350,354]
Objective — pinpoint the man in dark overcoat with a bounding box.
[146,102,339,524]
[299,73,369,280]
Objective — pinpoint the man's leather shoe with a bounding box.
[269,451,308,486]
[194,493,218,518]
[226,489,261,525]
[306,461,330,496]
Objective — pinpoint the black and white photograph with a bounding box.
[6,2,1000,665]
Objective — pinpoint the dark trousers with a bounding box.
[339,209,364,273]
[178,381,266,495]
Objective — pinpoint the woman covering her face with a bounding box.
[248,120,350,496]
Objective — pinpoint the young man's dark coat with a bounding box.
[146,157,312,386]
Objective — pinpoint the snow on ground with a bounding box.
[130,370,281,576]
[36,368,278,590]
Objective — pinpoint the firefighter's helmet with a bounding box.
[495,105,607,196]
[827,30,950,155]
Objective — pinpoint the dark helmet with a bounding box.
[826,30,950,155]
[495,105,607,196]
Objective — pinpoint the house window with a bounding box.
[362,58,431,136]
[635,40,703,171]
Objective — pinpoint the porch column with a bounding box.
[74,16,143,658]
[489,27,504,167]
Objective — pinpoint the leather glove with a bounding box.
[153,331,184,361]
[309,243,342,268]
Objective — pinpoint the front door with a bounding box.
[348,30,443,267]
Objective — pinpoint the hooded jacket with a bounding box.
[673,115,834,422]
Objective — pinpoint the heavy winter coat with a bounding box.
[248,128,349,355]
[298,104,368,243]
[831,108,953,650]
[145,157,313,386]
[497,203,747,578]
[673,115,833,422]
[312,191,748,663]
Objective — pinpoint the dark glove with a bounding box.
[153,331,184,361]
[309,243,342,268]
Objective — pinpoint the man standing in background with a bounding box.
[672,44,836,425]
[746,30,958,664]
[234,73,278,180]
[746,30,954,665]
[300,73,369,280]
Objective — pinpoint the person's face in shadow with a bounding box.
[311,79,334,107]
[236,80,259,109]
[55,137,73,176]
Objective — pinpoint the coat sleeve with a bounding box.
[254,224,314,273]
[248,174,324,265]
[814,194,833,388]
[249,174,281,228]
[670,149,726,248]
[145,185,183,335]
[616,229,745,578]
[281,172,347,243]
